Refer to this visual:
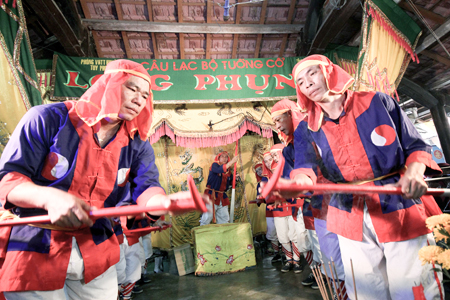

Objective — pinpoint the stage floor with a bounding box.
[133,251,323,300]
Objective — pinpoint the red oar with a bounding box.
[0,175,206,227]
[123,224,171,235]
[261,156,450,198]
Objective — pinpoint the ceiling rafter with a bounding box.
[398,0,446,25]
[205,0,212,59]
[82,19,304,34]
[300,0,324,56]
[113,0,131,58]
[420,50,450,67]
[254,0,268,58]
[144,0,159,59]
[27,0,87,57]
[398,77,439,108]
[279,0,297,58]
[429,76,450,91]
[308,0,360,54]
[80,0,105,57]
[415,18,450,54]
[177,0,185,59]
[232,2,242,59]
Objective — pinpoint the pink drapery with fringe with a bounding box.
[149,119,273,148]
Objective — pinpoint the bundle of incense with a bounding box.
[328,260,341,300]
[311,264,329,300]
[321,260,334,298]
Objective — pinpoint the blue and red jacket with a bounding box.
[204,162,233,206]
[0,102,165,291]
[291,91,442,243]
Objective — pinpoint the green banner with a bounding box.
[0,0,41,107]
[51,53,302,103]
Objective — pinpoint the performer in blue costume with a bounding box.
[285,54,443,300]
[0,60,205,299]
[199,151,237,225]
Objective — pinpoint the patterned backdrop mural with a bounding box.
[151,134,272,248]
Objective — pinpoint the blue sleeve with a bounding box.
[0,104,63,180]
[293,122,319,174]
[282,144,295,179]
[130,140,165,202]
[211,162,227,174]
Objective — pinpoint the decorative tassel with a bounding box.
[368,5,416,62]
[374,74,382,92]
[394,89,400,102]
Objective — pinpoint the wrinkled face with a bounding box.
[271,151,281,163]
[296,65,328,102]
[219,153,229,164]
[272,112,293,136]
[255,166,263,177]
[118,75,150,121]
[263,155,273,169]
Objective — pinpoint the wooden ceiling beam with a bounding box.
[232,3,242,59]
[420,50,450,67]
[91,30,105,57]
[144,0,159,59]
[113,0,132,59]
[398,77,439,108]
[205,0,212,59]
[308,0,360,54]
[428,76,450,91]
[145,0,153,21]
[299,0,324,56]
[279,0,297,57]
[254,0,268,58]
[177,0,185,59]
[82,19,303,34]
[415,18,450,53]
[398,1,446,25]
[26,0,87,56]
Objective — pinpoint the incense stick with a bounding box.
[321,260,334,299]
[312,265,328,300]
[316,265,330,300]
[331,258,343,299]
[328,262,340,300]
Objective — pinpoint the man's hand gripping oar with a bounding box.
[0,175,208,228]
[261,156,450,199]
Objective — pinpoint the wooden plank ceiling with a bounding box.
[23,0,450,121]
[78,0,309,60]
